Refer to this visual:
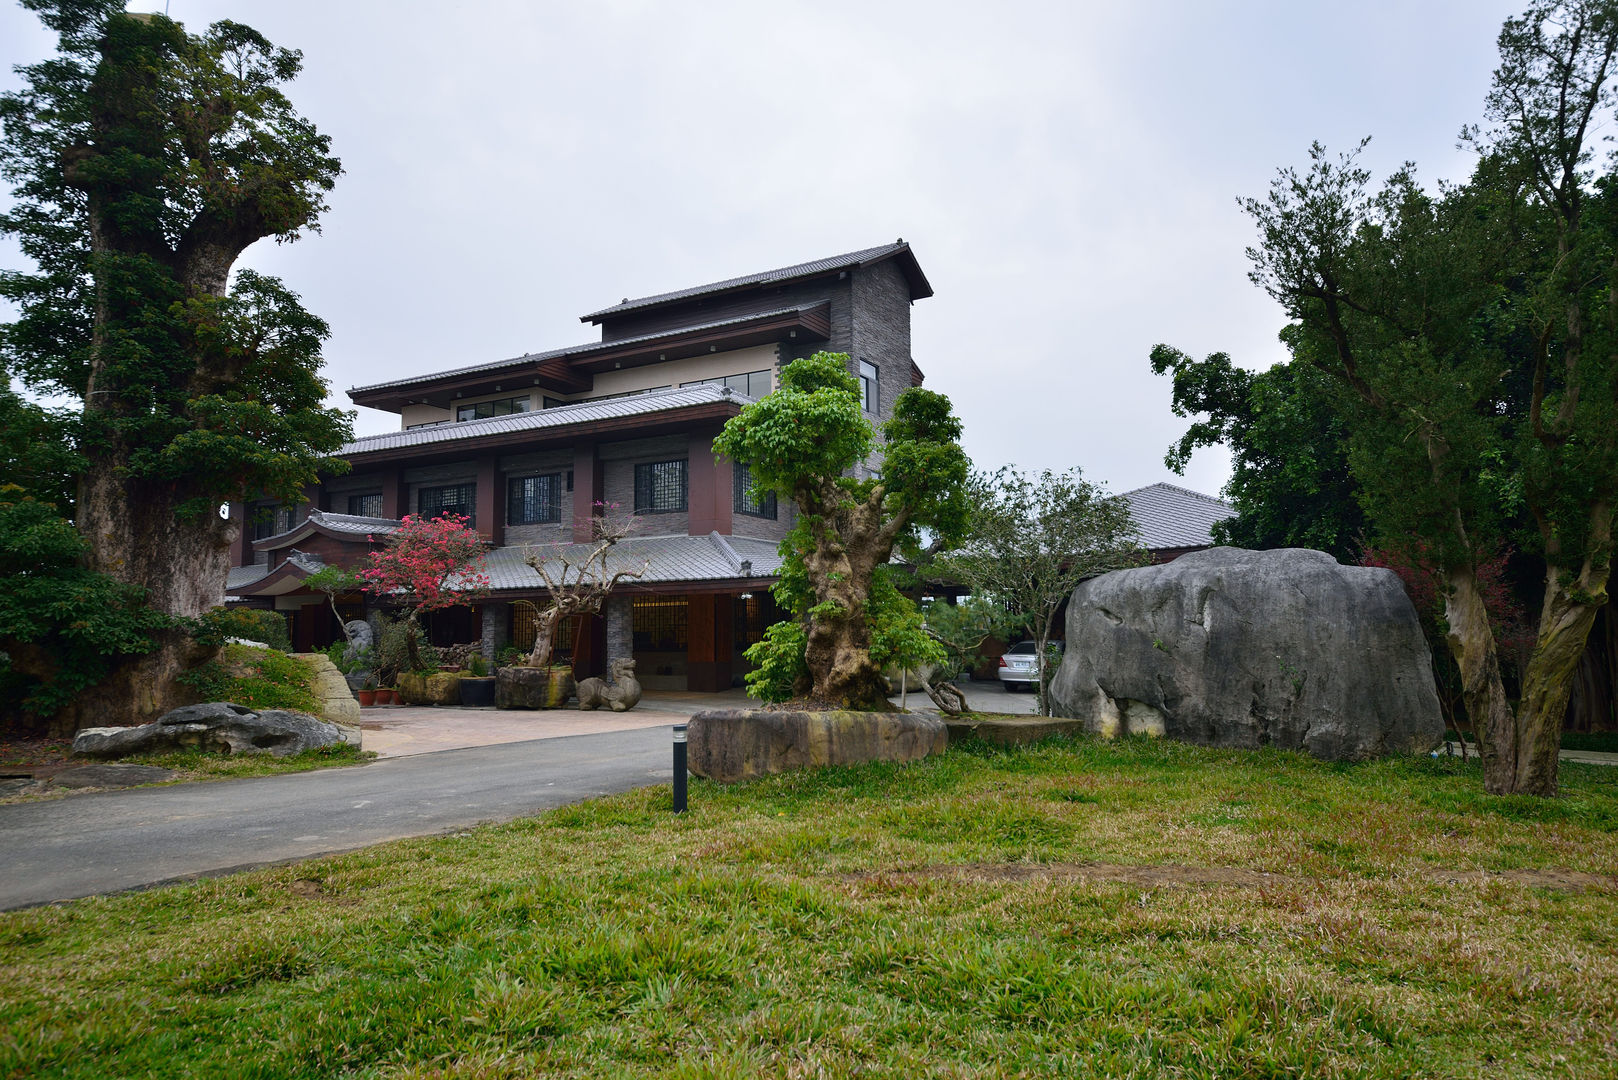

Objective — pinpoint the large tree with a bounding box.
[1185,0,1618,795]
[0,3,350,727]
[937,467,1146,716]
[713,352,970,711]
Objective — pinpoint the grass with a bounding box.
[177,643,322,715]
[2,736,1616,1078]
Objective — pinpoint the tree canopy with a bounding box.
[713,352,969,710]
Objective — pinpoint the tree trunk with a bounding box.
[1443,567,1519,794]
[527,608,564,668]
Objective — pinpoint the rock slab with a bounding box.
[73,702,347,759]
[688,709,947,783]
[294,653,362,728]
[1048,547,1444,760]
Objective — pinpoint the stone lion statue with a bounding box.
[575,658,642,712]
[342,620,375,664]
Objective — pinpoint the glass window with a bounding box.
[632,596,688,652]
[680,370,772,398]
[733,461,777,519]
[634,459,687,514]
[859,360,878,413]
[348,493,383,518]
[456,396,532,422]
[418,483,476,528]
[508,474,562,526]
[251,503,279,541]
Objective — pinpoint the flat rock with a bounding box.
[49,764,176,789]
[1049,547,1443,761]
[688,709,947,783]
[73,703,346,760]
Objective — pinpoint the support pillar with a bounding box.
[687,427,731,536]
[686,594,734,692]
[475,455,502,545]
[572,443,603,542]
[380,467,408,520]
[605,595,633,679]
[479,602,508,663]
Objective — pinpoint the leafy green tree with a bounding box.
[936,467,1147,715]
[713,352,969,710]
[1183,0,1618,795]
[0,3,351,727]
[1149,345,1366,560]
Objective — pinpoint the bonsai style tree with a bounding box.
[302,565,363,642]
[713,352,970,711]
[520,508,647,669]
[359,515,491,671]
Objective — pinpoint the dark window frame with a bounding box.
[733,461,777,519]
[508,473,563,526]
[455,395,532,423]
[634,459,688,514]
[417,483,477,528]
[858,359,879,413]
[347,492,383,517]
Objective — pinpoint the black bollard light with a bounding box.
[672,724,688,814]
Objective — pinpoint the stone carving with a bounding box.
[575,658,642,712]
[73,702,349,759]
[342,620,374,663]
[1048,547,1444,761]
[687,709,947,782]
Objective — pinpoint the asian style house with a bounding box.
[224,242,933,691]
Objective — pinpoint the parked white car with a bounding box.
[997,640,1063,691]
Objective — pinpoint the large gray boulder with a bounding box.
[1049,547,1443,760]
[73,702,347,759]
[688,709,947,783]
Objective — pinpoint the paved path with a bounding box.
[0,726,675,910]
[1440,742,1618,767]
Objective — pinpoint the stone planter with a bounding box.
[687,709,947,783]
[395,672,429,705]
[424,671,464,706]
[458,676,497,707]
[496,665,576,709]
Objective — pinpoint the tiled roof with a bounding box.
[1122,482,1235,550]
[338,383,748,456]
[484,533,783,591]
[348,305,820,395]
[226,564,273,590]
[306,511,403,536]
[582,243,915,321]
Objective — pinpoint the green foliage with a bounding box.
[0,494,171,723]
[1150,345,1367,560]
[867,569,948,676]
[0,2,351,523]
[923,595,1020,676]
[194,607,292,653]
[742,619,809,703]
[467,652,488,678]
[176,643,318,714]
[374,614,438,682]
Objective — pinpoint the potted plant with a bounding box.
[458,652,497,707]
[357,674,377,708]
[374,684,395,706]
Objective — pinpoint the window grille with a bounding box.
[508,474,562,525]
[634,460,687,514]
[510,604,577,655]
[733,593,781,649]
[348,493,383,517]
[418,483,476,528]
[251,504,279,540]
[632,596,688,652]
[733,462,777,519]
[679,369,772,398]
[859,359,879,413]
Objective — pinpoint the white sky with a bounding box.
[0,0,1525,498]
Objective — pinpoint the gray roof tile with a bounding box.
[339,383,749,457]
[1122,483,1235,550]
[582,244,912,321]
[483,533,782,591]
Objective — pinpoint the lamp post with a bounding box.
[672,724,688,813]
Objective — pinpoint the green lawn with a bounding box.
[3,736,1616,1079]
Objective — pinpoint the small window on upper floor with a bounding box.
[348,493,383,518]
[733,461,777,520]
[418,483,476,528]
[634,460,687,514]
[679,370,772,398]
[859,360,878,413]
[508,474,563,526]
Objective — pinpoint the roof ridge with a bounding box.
[1125,481,1233,508]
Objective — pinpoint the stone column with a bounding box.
[480,602,507,663]
[605,595,633,682]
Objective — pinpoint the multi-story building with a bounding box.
[224,242,933,691]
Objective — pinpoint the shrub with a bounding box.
[178,644,320,713]
[198,608,292,653]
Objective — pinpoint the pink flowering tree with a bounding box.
[359,514,492,671]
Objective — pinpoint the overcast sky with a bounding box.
[1,0,1527,498]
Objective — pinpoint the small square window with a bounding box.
[418,483,476,528]
[348,493,383,517]
[508,474,562,525]
[634,460,687,514]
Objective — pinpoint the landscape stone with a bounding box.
[294,652,362,728]
[49,764,176,789]
[424,671,463,706]
[73,702,347,759]
[1048,547,1444,761]
[688,709,947,783]
[495,665,574,709]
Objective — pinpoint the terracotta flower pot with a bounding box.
[374,688,395,705]
[357,689,377,707]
